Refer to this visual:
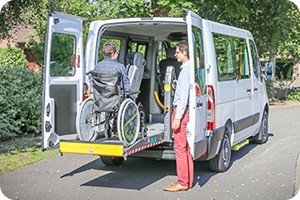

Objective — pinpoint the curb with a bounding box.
[294,153,300,197]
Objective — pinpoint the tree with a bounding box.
[0,0,39,39]
[2,0,300,64]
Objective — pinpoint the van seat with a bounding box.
[126,52,145,99]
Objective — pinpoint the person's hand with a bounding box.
[172,118,180,132]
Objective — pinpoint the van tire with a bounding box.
[100,156,124,166]
[208,132,232,172]
[251,111,268,144]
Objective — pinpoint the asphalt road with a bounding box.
[1,104,300,200]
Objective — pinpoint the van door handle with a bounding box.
[254,87,258,91]
[247,88,251,93]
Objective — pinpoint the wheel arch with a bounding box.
[224,119,234,147]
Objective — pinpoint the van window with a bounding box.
[97,38,122,63]
[232,37,250,79]
[213,34,250,81]
[50,33,76,77]
[156,41,167,74]
[193,26,206,94]
[213,34,235,80]
[128,41,148,58]
[249,40,260,80]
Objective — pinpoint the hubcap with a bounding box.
[222,137,230,166]
[262,114,268,141]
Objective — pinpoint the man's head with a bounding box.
[175,40,189,63]
[102,42,119,60]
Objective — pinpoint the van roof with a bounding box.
[91,17,187,40]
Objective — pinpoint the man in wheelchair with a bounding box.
[95,42,131,93]
[76,42,146,147]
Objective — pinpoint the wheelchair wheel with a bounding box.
[117,98,140,147]
[76,98,98,141]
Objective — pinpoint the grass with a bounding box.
[0,137,58,174]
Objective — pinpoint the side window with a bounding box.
[127,41,147,58]
[50,33,76,77]
[156,41,167,74]
[193,26,206,95]
[232,37,250,79]
[97,38,122,63]
[213,34,235,81]
[249,40,261,80]
[213,34,250,81]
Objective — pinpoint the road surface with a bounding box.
[1,103,300,200]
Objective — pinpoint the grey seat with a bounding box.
[159,47,181,82]
[126,52,145,99]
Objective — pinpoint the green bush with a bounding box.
[0,47,27,68]
[0,66,42,141]
[275,59,294,80]
[287,88,300,101]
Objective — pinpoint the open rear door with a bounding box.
[186,11,208,159]
[42,11,86,150]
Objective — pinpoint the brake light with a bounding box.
[207,85,215,130]
[77,55,80,67]
[83,82,90,100]
[195,85,201,96]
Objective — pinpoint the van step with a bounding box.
[233,139,249,151]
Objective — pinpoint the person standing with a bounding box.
[95,42,130,93]
[163,40,194,192]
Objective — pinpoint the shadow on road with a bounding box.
[60,132,274,190]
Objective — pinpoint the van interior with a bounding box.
[97,21,187,133]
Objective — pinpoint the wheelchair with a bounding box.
[76,53,147,147]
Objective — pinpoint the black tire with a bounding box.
[208,132,232,172]
[100,156,124,166]
[252,110,268,144]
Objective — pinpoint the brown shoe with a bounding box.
[163,182,188,192]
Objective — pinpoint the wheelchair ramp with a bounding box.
[60,140,124,157]
[59,132,165,157]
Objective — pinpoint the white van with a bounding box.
[42,10,269,172]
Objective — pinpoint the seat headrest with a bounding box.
[166,48,176,59]
[126,52,143,66]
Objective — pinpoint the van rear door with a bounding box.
[42,12,86,150]
[186,11,208,159]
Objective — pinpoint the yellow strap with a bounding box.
[154,91,168,112]
[87,90,91,98]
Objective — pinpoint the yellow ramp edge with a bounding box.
[60,141,124,157]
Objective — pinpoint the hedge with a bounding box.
[0,66,42,141]
[275,59,294,80]
[0,47,28,68]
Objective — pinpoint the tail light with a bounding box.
[195,85,201,96]
[207,85,215,130]
[83,82,90,100]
